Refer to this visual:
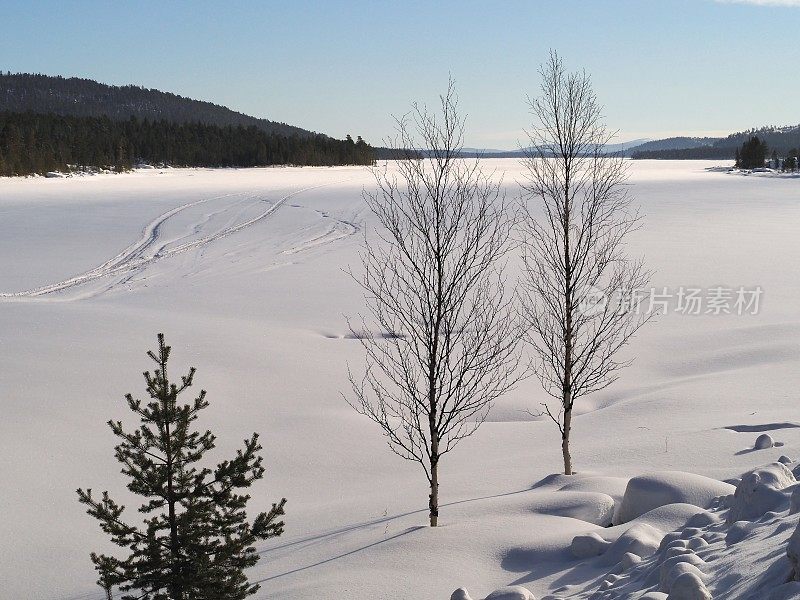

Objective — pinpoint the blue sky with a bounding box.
[1,0,799,148]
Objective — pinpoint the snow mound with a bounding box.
[571,531,611,559]
[726,462,795,523]
[484,586,536,600]
[755,433,775,449]
[451,588,473,600]
[599,522,663,566]
[667,571,711,599]
[661,561,705,593]
[531,491,616,526]
[659,552,706,590]
[577,472,800,600]
[616,472,734,523]
[570,503,704,565]
[557,476,630,506]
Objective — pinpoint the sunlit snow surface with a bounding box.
[1,161,800,599]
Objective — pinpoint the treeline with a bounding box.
[632,124,800,160]
[0,111,374,176]
[631,146,737,160]
[0,72,312,137]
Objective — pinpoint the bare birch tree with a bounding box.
[519,52,650,475]
[347,80,523,526]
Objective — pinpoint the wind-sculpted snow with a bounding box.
[616,473,735,524]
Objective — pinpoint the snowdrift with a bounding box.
[455,462,800,599]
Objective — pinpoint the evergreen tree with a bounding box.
[77,334,286,600]
[737,136,768,169]
[787,148,799,172]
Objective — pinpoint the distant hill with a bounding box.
[0,72,315,138]
[602,138,650,154]
[631,137,721,153]
[632,126,800,160]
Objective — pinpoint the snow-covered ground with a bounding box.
[1,160,800,600]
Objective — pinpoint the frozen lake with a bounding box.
[1,160,799,600]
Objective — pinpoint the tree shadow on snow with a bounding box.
[252,526,425,584]
[255,486,534,580]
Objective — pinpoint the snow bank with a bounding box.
[571,464,800,599]
[616,472,734,523]
[726,462,795,523]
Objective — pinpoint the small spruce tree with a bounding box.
[77,333,286,600]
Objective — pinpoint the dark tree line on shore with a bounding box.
[631,145,737,160]
[0,111,374,176]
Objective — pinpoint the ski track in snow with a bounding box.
[281,206,360,255]
[0,181,353,301]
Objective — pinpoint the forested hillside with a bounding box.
[631,136,720,153]
[0,73,313,137]
[632,126,800,160]
[717,125,800,154]
[0,112,374,176]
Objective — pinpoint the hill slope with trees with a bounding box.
[632,126,800,160]
[0,73,314,138]
[0,73,374,175]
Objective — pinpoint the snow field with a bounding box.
[2,161,800,599]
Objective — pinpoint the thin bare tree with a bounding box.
[347,80,524,526]
[519,51,650,475]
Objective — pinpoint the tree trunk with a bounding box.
[429,455,439,527]
[562,404,573,475]
[165,421,182,600]
[563,163,574,476]
[429,393,439,527]
[161,356,182,600]
[429,360,440,527]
